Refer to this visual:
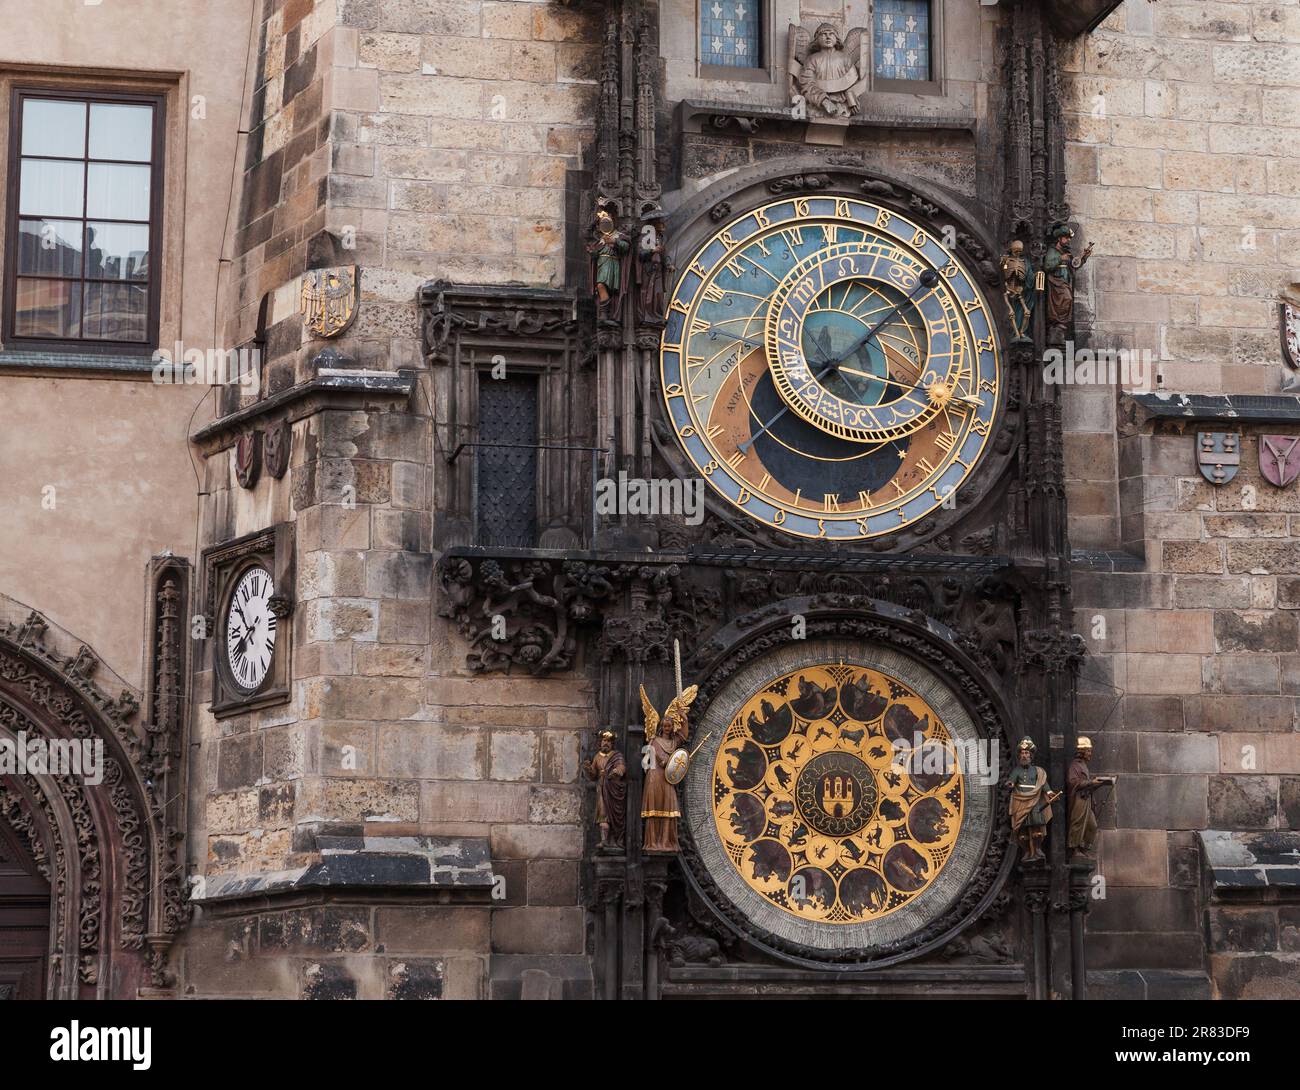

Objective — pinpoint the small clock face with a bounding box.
[660,196,1000,540]
[224,566,276,693]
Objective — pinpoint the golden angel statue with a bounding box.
[640,683,698,854]
[787,23,869,120]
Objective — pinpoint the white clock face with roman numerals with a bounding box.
[224,566,276,693]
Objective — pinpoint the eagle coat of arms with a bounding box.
[299,265,359,339]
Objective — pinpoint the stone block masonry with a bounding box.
[1064,0,1300,998]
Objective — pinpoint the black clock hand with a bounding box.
[738,360,840,453]
[826,269,939,370]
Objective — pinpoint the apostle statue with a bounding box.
[588,202,630,326]
[637,209,670,325]
[583,729,627,850]
[788,23,868,120]
[640,682,698,854]
[1000,239,1035,343]
[1043,222,1093,345]
[1066,737,1113,855]
[1006,737,1058,862]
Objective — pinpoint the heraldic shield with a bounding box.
[1197,432,1240,485]
[1260,435,1300,488]
[300,265,360,338]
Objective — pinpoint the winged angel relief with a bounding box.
[788,23,869,120]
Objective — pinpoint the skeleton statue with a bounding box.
[999,239,1035,343]
[787,23,868,120]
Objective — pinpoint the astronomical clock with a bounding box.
[645,179,1017,972]
[660,195,1000,541]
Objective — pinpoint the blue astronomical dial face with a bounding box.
[659,196,1000,541]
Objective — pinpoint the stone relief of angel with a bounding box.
[787,22,869,120]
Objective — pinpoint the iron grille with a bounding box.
[476,374,539,547]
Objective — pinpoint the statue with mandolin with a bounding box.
[639,640,711,854]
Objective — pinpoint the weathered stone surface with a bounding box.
[1116,775,1208,829]
[1214,610,1298,652]
[491,907,584,955]
[1137,732,1218,774]
[1184,695,1297,732]
[375,907,490,954]
[301,961,358,1000]
[386,958,445,999]
[379,723,483,779]
[1097,829,1171,886]
[527,784,581,825]
[1207,775,1278,829]
[259,907,372,954]
[1088,887,1198,933]
[218,733,264,791]
[489,730,540,782]
[1208,907,1278,953]
[1210,954,1300,999]
[527,859,579,907]
[490,823,583,860]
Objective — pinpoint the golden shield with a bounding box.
[299,265,360,339]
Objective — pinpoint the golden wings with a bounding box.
[640,684,698,741]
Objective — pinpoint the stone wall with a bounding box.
[184,0,602,998]
[1062,0,1300,997]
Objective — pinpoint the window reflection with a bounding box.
[9,94,158,346]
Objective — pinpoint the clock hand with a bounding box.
[836,363,984,409]
[738,360,840,453]
[825,269,939,371]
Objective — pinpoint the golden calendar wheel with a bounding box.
[711,660,963,924]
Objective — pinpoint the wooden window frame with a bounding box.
[3,85,166,355]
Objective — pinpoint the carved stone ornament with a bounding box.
[1197,431,1240,485]
[0,605,189,997]
[787,23,869,120]
[1281,291,1300,373]
[299,265,359,339]
[263,418,291,480]
[235,430,261,490]
[1259,434,1300,488]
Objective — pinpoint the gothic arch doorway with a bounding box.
[0,605,189,998]
[0,813,49,999]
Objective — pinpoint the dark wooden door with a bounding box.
[0,815,49,999]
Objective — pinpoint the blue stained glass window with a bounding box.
[873,0,931,82]
[700,0,761,69]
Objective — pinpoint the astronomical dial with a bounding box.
[224,565,276,693]
[660,196,1000,540]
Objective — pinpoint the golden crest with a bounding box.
[299,265,359,338]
